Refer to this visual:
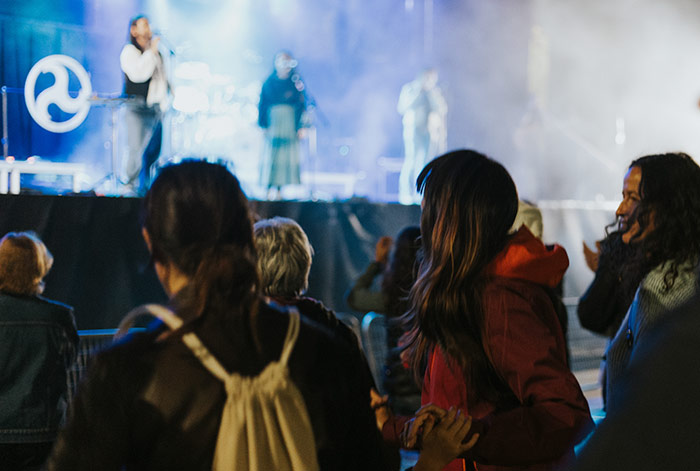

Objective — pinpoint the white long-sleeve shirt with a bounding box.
[119,44,169,109]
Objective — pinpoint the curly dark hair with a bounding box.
[621,152,700,291]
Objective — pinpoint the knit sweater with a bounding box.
[605,261,698,413]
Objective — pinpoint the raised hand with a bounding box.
[375,236,393,265]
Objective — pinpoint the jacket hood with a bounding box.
[486,226,569,288]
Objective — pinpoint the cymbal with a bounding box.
[174,61,211,81]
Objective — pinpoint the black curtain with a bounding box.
[0,195,420,329]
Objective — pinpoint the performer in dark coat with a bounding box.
[258,51,307,199]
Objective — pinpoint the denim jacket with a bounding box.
[0,292,78,443]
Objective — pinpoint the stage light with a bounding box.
[172,86,210,114]
[615,117,626,145]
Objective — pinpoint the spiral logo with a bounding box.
[24,55,93,133]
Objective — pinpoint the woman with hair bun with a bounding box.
[47,160,389,470]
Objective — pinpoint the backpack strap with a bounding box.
[144,304,184,330]
[180,332,230,383]
[117,304,301,382]
[115,303,183,339]
[183,308,302,383]
[278,308,300,366]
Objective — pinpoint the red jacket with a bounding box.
[386,228,592,470]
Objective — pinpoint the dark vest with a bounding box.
[124,75,150,99]
[123,44,152,99]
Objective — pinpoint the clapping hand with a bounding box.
[582,240,601,272]
[413,407,480,471]
[401,404,448,449]
[374,236,393,265]
[369,388,391,432]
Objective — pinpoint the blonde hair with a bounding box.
[0,232,53,295]
[511,200,543,240]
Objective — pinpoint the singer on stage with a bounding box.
[397,68,447,205]
[258,51,308,200]
[120,15,169,196]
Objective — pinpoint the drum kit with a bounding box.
[166,61,264,193]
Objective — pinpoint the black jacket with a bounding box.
[577,234,641,337]
[574,293,700,470]
[47,302,389,470]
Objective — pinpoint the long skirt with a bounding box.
[261,105,300,188]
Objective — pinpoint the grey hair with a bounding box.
[253,217,314,297]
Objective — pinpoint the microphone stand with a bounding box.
[303,93,329,200]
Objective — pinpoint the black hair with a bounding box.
[128,14,148,51]
[143,160,259,325]
[621,152,700,291]
[381,226,421,319]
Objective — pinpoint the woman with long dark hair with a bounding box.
[604,152,700,413]
[395,150,592,470]
[46,161,388,470]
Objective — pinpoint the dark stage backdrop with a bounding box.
[0,195,420,329]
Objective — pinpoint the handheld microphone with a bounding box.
[152,30,176,55]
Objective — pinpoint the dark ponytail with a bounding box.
[143,160,259,325]
[190,244,259,320]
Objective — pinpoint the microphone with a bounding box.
[152,30,176,55]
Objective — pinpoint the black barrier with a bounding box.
[0,194,420,329]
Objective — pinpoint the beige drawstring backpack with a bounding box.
[119,304,320,471]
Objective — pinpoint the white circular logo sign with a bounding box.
[24,55,93,133]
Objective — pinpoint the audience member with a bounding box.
[385,150,592,470]
[0,232,78,471]
[604,152,700,414]
[254,216,401,469]
[46,161,390,470]
[345,235,394,314]
[578,233,640,339]
[577,165,648,407]
[574,291,700,471]
[511,200,570,364]
[578,162,650,339]
[511,199,543,240]
[254,216,353,344]
[346,227,423,414]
